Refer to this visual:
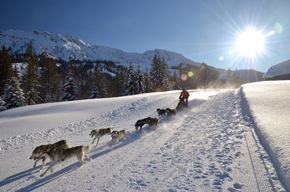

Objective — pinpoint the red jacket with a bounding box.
[179,90,189,99]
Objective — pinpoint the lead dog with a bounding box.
[29,140,71,172]
[135,117,150,130]
[110,130,129,147]
[89,128,112,148]
[40,145,91,177]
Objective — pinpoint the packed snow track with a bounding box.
[0,89,285,191]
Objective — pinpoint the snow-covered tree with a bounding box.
[135,65,145,94]
[160,58,171,91]
[61,70,77,101]
[3,76,26,109]
[89,81,100,99]
[143,71,154,93]
[149,55,171,91]
[0,96,6,111]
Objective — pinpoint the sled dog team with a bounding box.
[30,107,176,177]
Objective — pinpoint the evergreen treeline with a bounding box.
[0,42,262,111]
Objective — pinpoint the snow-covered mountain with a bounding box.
[0,30,201,69]
[263,59,290,80]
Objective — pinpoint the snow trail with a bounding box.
[0,90,285,191]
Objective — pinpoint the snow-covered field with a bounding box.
[0,81,289,191]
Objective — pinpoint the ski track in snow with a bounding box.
[0,90,285,191]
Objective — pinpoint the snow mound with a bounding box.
[263,59,290,79]
[241,80,290,190]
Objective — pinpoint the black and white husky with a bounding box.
[157,108,166,116]
[135,117,151,130]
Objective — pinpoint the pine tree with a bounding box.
[21,41,41,105]
[89,81,100,99]
[123,63,136,95]
[38,53,62,103]
[3,75,26,109]
[135,65,145,94]
[0,96,6,111]
[149,55,170,91]
[143,71,154,93]
[89,64,101,99]
[116,66,127,96]
[0,46,13,95]
[160,58,171,91]
[149,55,160,91]
[90,63,107,98]
[61,70,77,101]
[172,70,180,90]
[196,63,219,88]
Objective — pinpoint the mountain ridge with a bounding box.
[0,30,201,70]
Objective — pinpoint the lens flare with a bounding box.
[181,74,188,81]
[267,30,276,36]
[188,71,194,77]
[266,23,283,37]
[274,22,283,33]
[155,88,163,92]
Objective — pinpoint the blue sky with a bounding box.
[0,0,290,72]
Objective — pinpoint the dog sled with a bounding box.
[175,98,187,111]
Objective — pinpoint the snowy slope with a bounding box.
[0,30,200,70]
[0,86,288,191]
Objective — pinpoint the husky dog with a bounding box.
[89,128,112,148]
[40,145,91,177]
[157,108,166,116]
[166,108,176,116]
[147,117,159,126]
[135,117,150,130]
[29,140,71,172]
[110,130,129,147]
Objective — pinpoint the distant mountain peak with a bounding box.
[0,30,201,70]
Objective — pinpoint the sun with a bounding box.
[235,27,265,57]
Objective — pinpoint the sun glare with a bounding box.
[235,27,265,57]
